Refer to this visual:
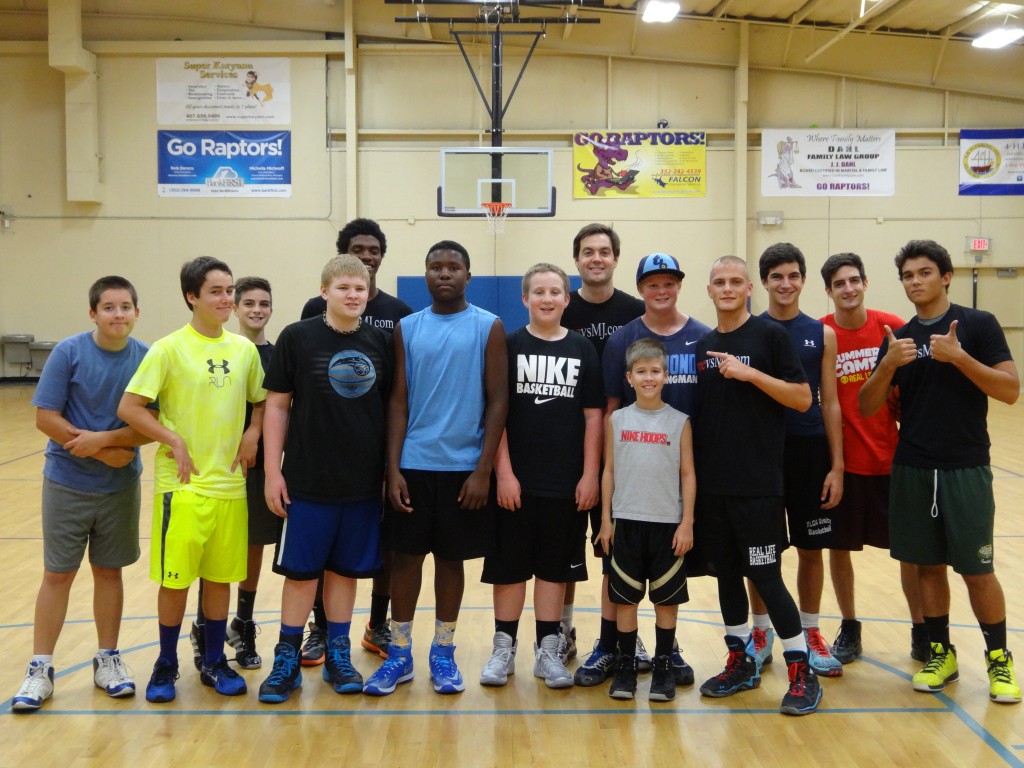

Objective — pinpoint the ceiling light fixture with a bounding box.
[640,0,680,23]
[972,26,1024,48]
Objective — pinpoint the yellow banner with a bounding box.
[572,130,706,198]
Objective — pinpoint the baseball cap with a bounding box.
[636,252,685,284]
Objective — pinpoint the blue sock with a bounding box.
[327,621,351,644]
[204,618,227,666]
[158,622,181,664]
[280,622,304,651]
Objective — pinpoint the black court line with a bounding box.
[0,450,44,467]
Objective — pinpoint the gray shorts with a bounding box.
[42,477,142,572]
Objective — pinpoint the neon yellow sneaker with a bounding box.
[912,643,958,692]
[986,649,1021,704]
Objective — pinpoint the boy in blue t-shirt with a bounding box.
[12,276,150,711]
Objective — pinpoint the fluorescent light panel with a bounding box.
[641,0,680,23]
[973,27,1024,48]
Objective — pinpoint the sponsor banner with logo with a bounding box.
[572,131,706,198]
[157,58,290,125]
[761,129,895,196]
[157,131,291,197]
[959,129,1024,196]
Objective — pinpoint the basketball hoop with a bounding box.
[482,202,512,234]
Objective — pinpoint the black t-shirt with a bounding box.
[300,290,413,334]
[263,317,392,502]
[505,327,604,497]
[245,341,274,470]
[695,314,807,496]
[878,304,1012,469]
[561,289,644,360]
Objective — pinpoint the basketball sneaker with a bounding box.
[145,658,179,703]
[361,620,391,659]
[428,643,465,694]
[480,631,517,687]
[11,660,54,711]
[363,645,415,696]
[649,655,676,702]
[189,621,205,671]
[226,617,262,670]
[751,626,775,670]
[699,636,760,698]
[780,655,822,716]
[93,650,135,697]
[323,636,363,694]
[986,649,1021,704]
[258,643,303,703]
[573,640,619,687]
[670,639,695,686]
[635,636,653,672]
[608,654,639,700]
[911,626,931,663]
[200,653,248,696]
[805,627,843,677]
[301,621,327,667]
[533,633,573,689]
[831,619,862,664]
[557,623,577,665]
[912,643,959,692]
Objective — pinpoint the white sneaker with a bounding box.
[636,636,653,672]
[480,631,517,686]
[557,623,577,665]
[534,633,573,689]
[12,660,54,711]
[93,650,136,697]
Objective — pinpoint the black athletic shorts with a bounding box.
[608,518,689,607]
[383,469,496,561]
[482,495,588,584]
[700,494,789,580]
[783,435,834,550]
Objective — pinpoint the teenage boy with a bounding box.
[191,277,276,672]
[819,252,926,664]
[575,252,709,689]
[748,244,844,678]
[299,217,411,666]
[119,256,266,703]
[597,338,696,702]
[364,240,508,696]
[558,223,644,663]
[12,277,149,711]
[480,263,603,689]
[695,255,822,716]
[859,239,1020,704]
[257,256,392,703]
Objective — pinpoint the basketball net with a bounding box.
[482,201,512,234]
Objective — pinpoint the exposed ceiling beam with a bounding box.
[865,0,926,32]
[803,0,901,62]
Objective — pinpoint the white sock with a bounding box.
[725,624,750,641]
[560,604,574,630]
[752,613,771,631]
[31,654,54,665]
[781,633,808,655]
[799,611,819,630]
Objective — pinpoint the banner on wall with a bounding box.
[157,131,291,197]
[959,129,1024,196]
[761,129,895,196]
[157,58,291,125]
[572,131,706,198]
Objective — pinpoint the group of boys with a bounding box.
[12,220,1020,715]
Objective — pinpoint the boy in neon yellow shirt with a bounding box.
[119,256,266,702]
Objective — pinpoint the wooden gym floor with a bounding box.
[0,382,1021,767]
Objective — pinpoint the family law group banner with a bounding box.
[959,129,1024,196]
[572,131,706,198]
[761,129,895,196]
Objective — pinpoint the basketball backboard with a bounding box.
[437,147,556,217]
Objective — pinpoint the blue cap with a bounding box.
[636,252,685,284]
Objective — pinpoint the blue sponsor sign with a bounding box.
[959,128,1024,196]
[157,130,291,197]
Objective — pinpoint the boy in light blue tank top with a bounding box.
[365,240,509,697]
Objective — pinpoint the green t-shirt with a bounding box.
[126,324,266,499]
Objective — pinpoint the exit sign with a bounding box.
[966,237,991,252]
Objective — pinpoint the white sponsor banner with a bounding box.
[157,58,290,125]
[959,129,1024,196]
[761,129,895,196]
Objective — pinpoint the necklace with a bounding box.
[323,312,361,335]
